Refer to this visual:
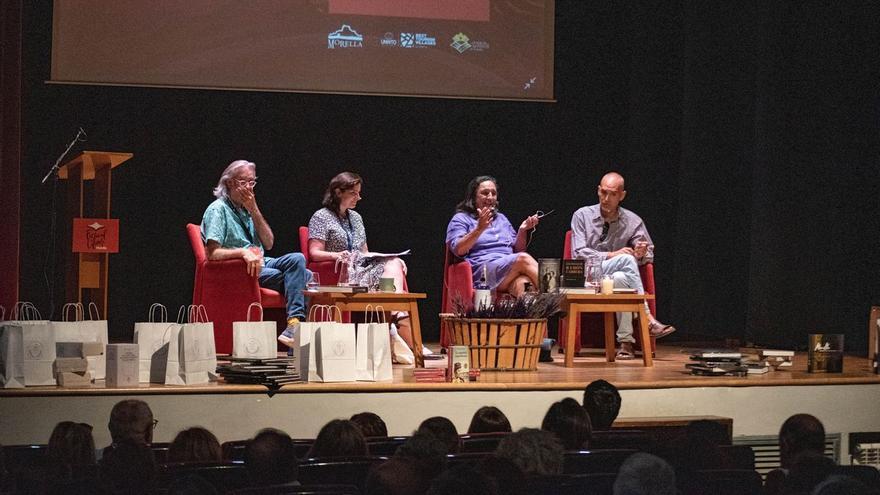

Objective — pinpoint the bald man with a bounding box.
[570,172,675,360]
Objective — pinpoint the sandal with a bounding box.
[616,343,635,360]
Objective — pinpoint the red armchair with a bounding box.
[559,230,657,354]
[187,223,285,354]
[440,244,475,349]
[299,226,341,286]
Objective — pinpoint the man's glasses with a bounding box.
[235,179,257,188]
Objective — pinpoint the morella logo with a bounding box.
[328,24,363,49]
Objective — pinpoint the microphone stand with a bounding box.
[41,128,86,184]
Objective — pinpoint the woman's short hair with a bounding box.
[168,427,222,463]
[308,419,368,458]
[417,416,460,454]
[456,175,497,216]
[47,421,96,466]
[213,160,255,199]
[350,412,388,438]
[322,172,362,214]
[467,406,512,434]
[541,398,592,451]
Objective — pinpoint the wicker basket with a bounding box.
[447,318,547,371]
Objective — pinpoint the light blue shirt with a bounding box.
[200,198,263,254]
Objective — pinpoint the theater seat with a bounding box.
[299,226,340,286]
[187,223,285,355]
[558,230,657,354]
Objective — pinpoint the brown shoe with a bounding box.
[616,342,635,360]
[648,320,676,338]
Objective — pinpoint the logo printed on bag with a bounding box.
[26,342,43,359]
[333,340,347,357]
[245,338,261,354]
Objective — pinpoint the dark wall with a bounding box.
[18,1,880,352]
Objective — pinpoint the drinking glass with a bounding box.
[307,272,320,291]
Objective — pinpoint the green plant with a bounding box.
[451,291,567,319]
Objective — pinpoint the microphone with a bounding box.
[41,127,88,184]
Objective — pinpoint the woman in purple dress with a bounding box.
[446,176,540,297]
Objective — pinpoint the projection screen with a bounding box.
[51,0,555,101]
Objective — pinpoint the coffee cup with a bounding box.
[378,277,396,292]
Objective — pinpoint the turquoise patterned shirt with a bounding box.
[200,198,263,254]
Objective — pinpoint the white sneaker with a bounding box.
[277,324,298,349]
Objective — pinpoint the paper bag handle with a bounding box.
[62,302,84,322]
[246,302,264,322]
[375,305,386,323]
[12,302,41,321]
[148,304,168,323]
[176,305,188,324]
[0,305,4,321]
[329,305,342,323]
[87,302,102,321]
[187,304,210,323]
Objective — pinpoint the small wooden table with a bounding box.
[562,293,656,367]
[304,291,427,367]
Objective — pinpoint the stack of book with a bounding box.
[217,357,300,388]
[758,349,794,369]
[407,368,447,383]
[686,350,748,376]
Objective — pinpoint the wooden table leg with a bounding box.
[409,302,424,368]
[637,305,653,367]
[564,302,577,367]
[604,312,616,362]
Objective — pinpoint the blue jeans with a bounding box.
[259,253,309,320]
[601,254,649,343]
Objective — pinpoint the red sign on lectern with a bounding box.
[72,218,119,253]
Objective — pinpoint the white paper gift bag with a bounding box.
[356,305,393,382]
[315,306,357,383]
[133,304,181,383]
[295,305,335,382]
[52,303,108,381]
[233,303,277,359]
[165,305,218,385]
[0,323,25,388]
[4,303,56,386]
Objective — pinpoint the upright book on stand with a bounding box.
[560,259,585,288]
[808,334,844,373]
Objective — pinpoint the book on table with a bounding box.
[313,285,368,293]
[560,259,585,288]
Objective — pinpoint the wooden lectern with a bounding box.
[59,151,132,319]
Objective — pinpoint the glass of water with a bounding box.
[307,272,320,291]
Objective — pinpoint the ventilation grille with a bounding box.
[734,434,840,478]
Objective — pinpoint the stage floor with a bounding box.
[2,345,878,450]
[2,344,877,396]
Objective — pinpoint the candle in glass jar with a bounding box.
[601,275,615,294]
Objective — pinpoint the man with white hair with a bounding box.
[570,172,675,360]
[201,160,309,337]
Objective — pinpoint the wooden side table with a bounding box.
[561,293,656,367]
[305,291,427,367]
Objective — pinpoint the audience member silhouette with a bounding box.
[812,474,879,495]
[474,455,527,495]
[107,399,155,448]
[764,414,829,495]
[168,426,222,464]
[541,397,592,450]
[244,428,298,487]
[308,419,368,458]
[350,412,389,438]
[582,379,621,430]
[426,464,498,495]
[395,431,449,481]
[495,428,564,476]
[417,416,460,454]
[613,452,676,495]
[365,457,433,495]
[467,406,512,434]
[99,438,158,494]
[47,421,97,467]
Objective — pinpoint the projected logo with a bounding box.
[328,24,364,49]
[401,33,437,48]
[380,32,398,47]
[451,32,489,53]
